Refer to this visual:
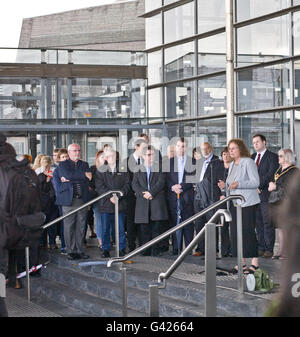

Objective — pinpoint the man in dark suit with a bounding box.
[166,137,195,255]
[126,138,148,252]
[54,143,91,260]
[251,134,279,258]
[132,145,168,256]
[193,142,224,256]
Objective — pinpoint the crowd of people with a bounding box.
[15,133,298,272]
[1,131,300,317]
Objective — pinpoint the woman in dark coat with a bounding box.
[132,145,168,256]
[268,148,299,260]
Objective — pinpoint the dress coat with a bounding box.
[132,163,168,224]
[251,149,279,202]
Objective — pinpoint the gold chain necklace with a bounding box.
[274,165,296,182]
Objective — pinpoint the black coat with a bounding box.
[165,156,195,217]
[95,162,131,213]
[132,164,168,224]
[194,155,224,207]
[251,150,279,202]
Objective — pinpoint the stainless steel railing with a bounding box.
[25,190,123,301]
[107,194,245,317]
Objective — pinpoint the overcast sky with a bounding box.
[0,0,116,48]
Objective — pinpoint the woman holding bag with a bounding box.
[268,148,298,260]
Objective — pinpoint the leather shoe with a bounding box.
[119,249,126,257]
[193,251,203,257]
[101,250,110,258]
[79,253,89,259]
[67,253,79,260]
[172,249,178,255]
[258,250,265,257]
[263,251,273,258]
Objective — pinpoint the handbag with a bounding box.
[268,188,284,205]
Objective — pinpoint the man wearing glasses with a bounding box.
[54,143,92,260]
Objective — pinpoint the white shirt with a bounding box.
[199,153,213,182]
[254,148,267,164]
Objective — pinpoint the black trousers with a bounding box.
[139,220,163,255]
[126,196,140,252]
[255,201,275,253]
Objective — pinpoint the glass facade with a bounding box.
[145,0,299,159]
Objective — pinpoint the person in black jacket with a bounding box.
[193,142,224,256]
[251,134,279,258]
[95,148,131,258]
[132,145,168,256]
[38,155,59,250]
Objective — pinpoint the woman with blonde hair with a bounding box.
[218,138,260,274]
[268,148,298,260]
[32,154,45,173]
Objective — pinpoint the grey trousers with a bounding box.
[62,198,88,255]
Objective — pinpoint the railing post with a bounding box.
[25,246,31,301]
[121,266,128,317]
[236,204,244,293]
[113,193,120,258]
[149,284,159,317]
[205,223,217,317]
[0,273,5,298]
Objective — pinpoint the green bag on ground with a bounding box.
[254,268,274,292]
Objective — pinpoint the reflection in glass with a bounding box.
[198,0,225,34]
[294,60,300,105]
[164,2,194,44]
[237,112,290,153]
[148,51,163,85]
[198,33,226,75]
[165,81,196,119]
[198,75,226,115]
[237,63,290,111]
[146,14,162,49]
[237,15,289,66]
[236,0,289,22]
[164,42,194,82]
[148,88,162,118]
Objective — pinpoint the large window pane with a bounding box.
[148,88,162,118]
[198,0,225,34]
[146,14,162,49]
[164,42,194,82]
[198,33,226,75]
[237,63,290,112]
[293,11,300,55]
[294,60,300,105]
[237,111,290,153]
[164,2,194,44]
[198,75,226,115]
[165,81,196,119]
[148,51,163,85]
[237,16,289,66]
[236,0,290,22]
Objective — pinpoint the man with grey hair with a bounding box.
[53,143,91,260]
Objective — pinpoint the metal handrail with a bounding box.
[107,194,245,267]
[157,208,232,286]
[25,189,123,302]
[42,190,124,230]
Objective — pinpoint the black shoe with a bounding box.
[152,249,161,257]
[172,249,178,255]
[160,247,169,253]
[67,253,79,260]
[78,253,89,259]
[101,250,110,258]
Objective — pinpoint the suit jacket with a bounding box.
[53,159,91,206]
[194,155,224,207]
[95,162,131,213]
[132,163,168,224]
[226,157,260,207]
[251,149,279,202]
[166,156,195,216]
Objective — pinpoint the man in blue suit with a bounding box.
[166,137,195,255]
[251,134,279,258]
[53,143,91,260]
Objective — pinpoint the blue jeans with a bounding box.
[93,203,103,240]
[100,213,126,252]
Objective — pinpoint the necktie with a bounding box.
[137,158,140,165]
[256,153,261,167]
